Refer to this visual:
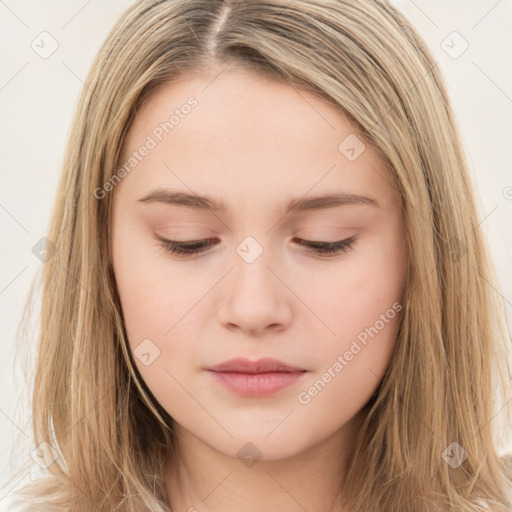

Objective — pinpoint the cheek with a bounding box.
[112,223,212,391]
[303,225,406,398]
[112,234,200,402]
[296,268,403,432]
[112,221,197,336]
[112,249,170,401]
[112,228,163,336]
[313,228,406,340]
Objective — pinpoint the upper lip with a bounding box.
[208,357,306,374]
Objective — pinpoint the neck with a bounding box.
[164,411,364,512]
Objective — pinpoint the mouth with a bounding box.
[206,357,308,397]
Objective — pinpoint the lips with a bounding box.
[207,357,307,397]
[208,357,306,374]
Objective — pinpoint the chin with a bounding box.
[205,429,314,464]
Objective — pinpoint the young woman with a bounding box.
[3,0,512,510]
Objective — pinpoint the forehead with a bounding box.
[116,68,397,211]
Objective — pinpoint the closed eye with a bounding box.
[293,236,356,255]
[157,236,356,258]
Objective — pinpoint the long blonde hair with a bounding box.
[4,0,512,510]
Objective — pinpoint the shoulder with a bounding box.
[0,497,33,512]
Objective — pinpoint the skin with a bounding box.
[111,65,408,512]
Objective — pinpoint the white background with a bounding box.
[1,0,511,502]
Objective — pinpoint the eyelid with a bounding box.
[292,236,357,257]
[156,234,357,258]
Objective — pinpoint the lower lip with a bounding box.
[208,370,306,397]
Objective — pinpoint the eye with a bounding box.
[292,236,356,256]
[157,236,217,256]
[157,235,356,258]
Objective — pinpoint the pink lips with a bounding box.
[207,357,307,397]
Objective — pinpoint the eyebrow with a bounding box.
[137,188,380,214]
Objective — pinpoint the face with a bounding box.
[111,66,408,462]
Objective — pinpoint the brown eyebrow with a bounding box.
[137,188,380,214]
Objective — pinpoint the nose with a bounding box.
[216,248,294,336]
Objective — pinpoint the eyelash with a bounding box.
[157,236,356,258]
